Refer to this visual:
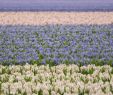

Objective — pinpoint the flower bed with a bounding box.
[0,25,113,65]
[0,64,113,95]
[0,12,113,95]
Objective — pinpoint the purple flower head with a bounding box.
[38,47,44,53]
[64,46,69,51]
[60,36,66,41]
[53,57,59,64]
[41,59,46,65]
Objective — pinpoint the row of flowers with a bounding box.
[0,24,113,65]
[0,64,113,95]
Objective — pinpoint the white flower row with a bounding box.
[0,64,113,95]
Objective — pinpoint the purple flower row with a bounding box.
[0,25,113,64]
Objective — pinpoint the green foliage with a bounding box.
[78,87,89,95]
[0,82,2,95]
[111,68,113,74]
[101,77,110,83]
[80,77,89,84]
[80,68,94,75]
[78,88,85,95]
[46,60,55,67]
[90,59,105,66]
[38,54,44,60]
[24,76,32,82]
[107,60,113,66]
[63,41,70,46]
[92,28,96,34]
[30,60,41,65]
[38,89,43,95]
[1,74,9,83]
[63,60,70,65]
[100,67,106,73]
[106,30,111,37]
[110,84,113,94]
[63,67,67,76]
[23,91,27,95]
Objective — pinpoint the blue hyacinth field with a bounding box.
[0,24,113,66]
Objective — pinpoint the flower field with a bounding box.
[0,25,113,65]
[1,64,113,95]
[0,12,113,95]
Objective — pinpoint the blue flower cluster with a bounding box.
[0,25,113,65]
